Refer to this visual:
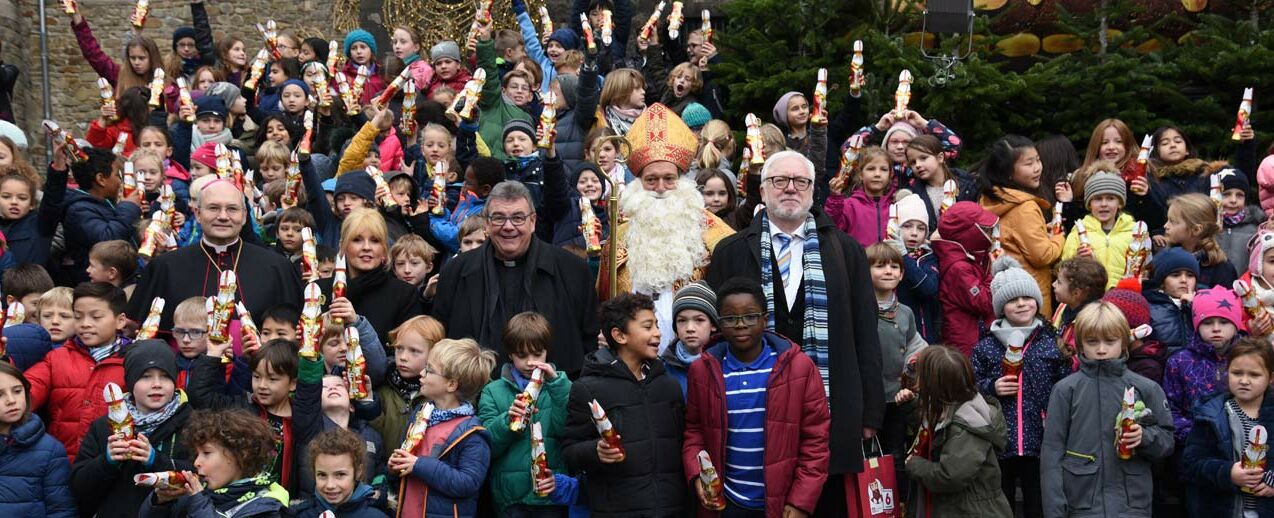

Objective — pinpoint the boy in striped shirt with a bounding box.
[683,277,831,517]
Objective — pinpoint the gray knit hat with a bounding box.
[672,281,718,326]
[990,256,1043,318]
[1083,171,1126,206]
[430,41,462,64]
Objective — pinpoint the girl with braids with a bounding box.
[1163,193,1238,289]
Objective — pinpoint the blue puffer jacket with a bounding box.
[2,323,55,371]
[289,484,389,518]
[60,188,142,285]
[972,319,1070,458]
[0,414,76,518]
[898,246,942,344]
[1145,289,1192,355]
[1182,389,1274,518]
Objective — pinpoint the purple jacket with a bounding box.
[824,186,894,247]
[1164,333,1231,444]
[72,18,120,85]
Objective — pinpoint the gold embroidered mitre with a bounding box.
[626,103,697,174]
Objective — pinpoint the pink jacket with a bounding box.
[1258,155,1274,218]
[824,186,895,247]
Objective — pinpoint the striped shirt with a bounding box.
[722,341,777,509]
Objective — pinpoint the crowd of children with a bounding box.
[1,0,1274,517]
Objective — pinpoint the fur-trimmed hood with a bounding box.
[1153,158,1228,179]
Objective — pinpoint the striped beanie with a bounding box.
[672,281,718,326]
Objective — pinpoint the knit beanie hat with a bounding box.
[343,29,378,59]
[547,28,580,51]
[171,27,198,51]
[1083,171,1126,206]
[430,41,462,64]
[280,78,312,98]
[190,142,220,170]
[895,192,927,227]
[882,121,919,145]
[1191,287,1247,332]
[204,82,242,111]
[503,118,536,143]
[124,339,179,389]
[771,91,802,129]
[335,171,376,203]
[1103,289,1151,329]
[556,73,580,110]
[1249,231,1274,278]
[1150,247,1200,287]
[682,103,711,130]
[990,256,1043,318]
[672,281,719,326]
[1217,167,1251,194]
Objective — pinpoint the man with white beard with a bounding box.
[598,103,735,349]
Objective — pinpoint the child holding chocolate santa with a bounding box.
[972,257,1069,518]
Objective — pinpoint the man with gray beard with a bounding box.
[598,104,734,350]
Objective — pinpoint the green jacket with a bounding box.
[369,383,420,455]
[477,364,571,509]
[475,39,532,162]
[906,395,1013,518]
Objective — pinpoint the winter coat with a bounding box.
[59,188,142,285]
[368,381,422,460]
[561,348,687,517]
[1126,340,1169,385]
[506,154,572,244]
[931,203,995,355]
[288,483,388,518]
[878,300,927,401]
[658,341,695,397]
[551,64,601,173]
[317,267,422,346]
[477,364,572,509]
[1193,248,1240,290]
[1182,389,1274,518]
[1165,333,1232,443]
[86,118,137,157]
[475,40,533,162]
[824,185,895,247]
[0,414,76,518]
[905,395,1013,518]
[341,61,388,108]
[25,338,128,459]
[1219,205,1264,276]
[71,17,125,85]
[139,480,288,518]
[705,209,886,474]
[0,181,60,269]
[1041,355,1175,518]
[2,323,55,372]
[972,320,1069,458]
[433,239,598,375]
[1145,289,1192,354]
[70,398,194,518]
[396,411,490,518]
[1141,159,1210,236]
[553,192,610,251]
[981,187,1065,313]
[899,246,942,344]
[682,333,831,517]
[1061,212,1137,290]
[293,415,386,500]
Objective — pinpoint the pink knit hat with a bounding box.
[190,142,219,170]
[1191,287,1247,332]
[1257,155,1274,218]
[882,120,919,145]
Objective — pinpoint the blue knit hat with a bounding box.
[335,171,376,202]
[1150,246,1200,287]
[280,78,312,97]
[681,103,710,130]
[172,27,197,52]
[548,28,580,51]
[343,29,378,59]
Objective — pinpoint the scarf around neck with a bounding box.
[191,128,233,150]
[605,105,643,135]
[759,211,829,397]
[427,402,474,425]
[386,369,421,404]
[127,394,184,436]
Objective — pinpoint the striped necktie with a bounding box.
[775,233,792,286]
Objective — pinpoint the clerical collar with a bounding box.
[496,253,527,268]
[201,238,241,255]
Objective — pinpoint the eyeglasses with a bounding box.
[765,176,813,191]
[719,313,764,328]
[421,365,443,378]
[173,328,207,340]
[489,214,530,227]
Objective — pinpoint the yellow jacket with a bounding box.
[337,121,378,176]
[1062,213,1137,290]
[981,187,1065,313]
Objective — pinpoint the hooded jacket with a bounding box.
[1061,212,1138,290]
[1,323,55,372]
[980,187,1065,313]
[0,414,76,518]
[1041,355,1175,518]
[476,363,572,510]
[906,395,1013,518]
[932,202,996,355]
[1164,332,1233,443]
[25,337,129,460]
[824,184,897,247]
[60,188,142,285]
[1181,389,1274,518]
[1142,158,1211,236]
[561,348,687,517]
[396,410,490,518]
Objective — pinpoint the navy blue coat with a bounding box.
[0,188,58,269]
[1146,289,1193,355]
[2,323,55,371]
[0,414,76,517]
[289,484,389,518]
[972,321,1070,458]
[898,247,942,344]
[1182,390,1274,517]
[59,188,141,285]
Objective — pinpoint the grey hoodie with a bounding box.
[1041,355,1175,518]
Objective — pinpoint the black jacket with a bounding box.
[318,267,422,346]
[705,210,885,474]
[70,402,194,518]
[432,239,598,374]
[561,348,687,517]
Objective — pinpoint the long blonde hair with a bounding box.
[1168,193,1226,267]
[695,120,734,171]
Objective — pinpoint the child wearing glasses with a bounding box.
[826,146,898,247]
[682,277,830,516]
[170,296,210,390]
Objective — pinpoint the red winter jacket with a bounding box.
[86,118,136,157]
[682,332,830,516]
[25,338,127,460]
[932,201,997,356]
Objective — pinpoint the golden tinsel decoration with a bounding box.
[332,0,551,48]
